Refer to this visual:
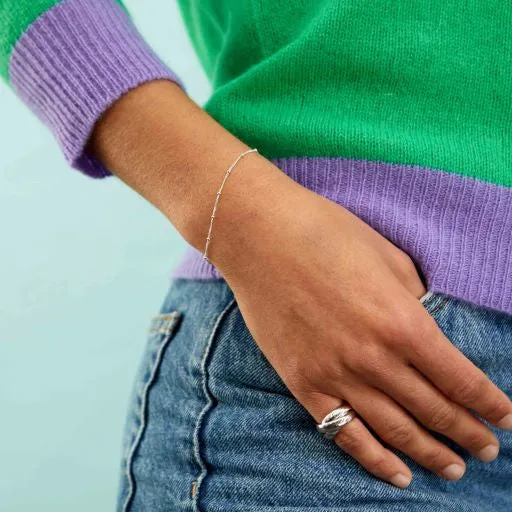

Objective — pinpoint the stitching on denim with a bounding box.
[148,311,181,336]
[191,298,236,512]
[151,312,180,322]
[419,290,434,304]
[429,296,449,316]
[121,312,181,512]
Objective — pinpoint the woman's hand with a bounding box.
[210,156,512,489]
[88,80,512,488]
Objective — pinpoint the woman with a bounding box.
[2,0,511,510]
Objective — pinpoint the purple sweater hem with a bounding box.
[172,157,512,316]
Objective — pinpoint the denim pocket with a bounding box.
[119,311,183,512]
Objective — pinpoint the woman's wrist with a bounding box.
[88,79,262,252]
[86,77,321,279]
[201,156,330,282]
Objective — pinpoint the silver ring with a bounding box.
[316,405,356,440]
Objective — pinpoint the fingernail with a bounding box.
[477,444,499,462]
[390,473,412,488]
[440,463,465,480]
[497,414,512,430]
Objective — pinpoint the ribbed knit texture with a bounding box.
[8,0,185,177]
[173,156,512,315]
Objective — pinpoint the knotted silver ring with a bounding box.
[316,404,356,440]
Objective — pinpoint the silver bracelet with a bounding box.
[202,148,259,263]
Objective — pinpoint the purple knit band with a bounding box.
[172,157,512,316]
[9,0,185,178]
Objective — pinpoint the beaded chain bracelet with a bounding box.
[202,148,259,263]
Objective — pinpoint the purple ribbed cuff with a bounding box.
[9,0,186,178]
[172,157,512,316]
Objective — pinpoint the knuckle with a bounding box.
[322,359,349,382]
[284,368,310,395]
[487,400,511,424]
[392,249,418,281]
[370,454,389,473]
[380,322,409,351]
[286,373,322,405]
[335,429,365,454]
[425,405,459,432]
[380,422,413,447]
[280,355,306,388]
[385,310,424,346]
[425,445,447,468]
[414,317,439,341]
[343,354,365,375]
[286,361,339,394]
[462,428,493,451]
[406,320,439,359]
[345,345,386,375]
[451,375,487,405]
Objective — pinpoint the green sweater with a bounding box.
[1,0,512,314]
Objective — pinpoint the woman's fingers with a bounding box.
[303,393,413,488]
[347,386,468,480]
[369,363,501,462]
[333,417,413,489]
[406,312,512,429]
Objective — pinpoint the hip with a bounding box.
[117,278,512,511]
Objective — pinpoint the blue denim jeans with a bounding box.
[117,279,512,511]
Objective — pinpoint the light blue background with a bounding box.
[0,2,211,510]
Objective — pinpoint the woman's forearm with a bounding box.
[88,80,249,248]
[88,79,293,271]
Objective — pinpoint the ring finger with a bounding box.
[304,393,412,488]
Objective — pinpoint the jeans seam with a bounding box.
[428,296,450,316]
[191,297,236,512]
[419,290,434,304]
[121,312,181,512]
